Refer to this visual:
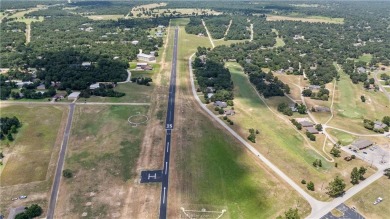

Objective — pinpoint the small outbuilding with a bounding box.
[224,109,235,116]
[306,127,319,134]
[68,92,81,100]
[299,120,314,127]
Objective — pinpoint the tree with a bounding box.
[15,204,43,219]
[360,95,366,102]
[330,147,341,157]
[301,179,306,184]
[307,181,315,191]
[7,133,13,141]
[351,167,360,184]
[247,128,256,143]
[358,167,367,180]
[326,176,346,197]
[315,124,323,131]
[280,208,300,219]
[302,89,312,97]
[384,168,390,179]
[383,116,390,126]
[63,169,73,178]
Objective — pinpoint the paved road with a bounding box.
[46,103,75,219]
[159,27,178,219]
[373,70,390,101]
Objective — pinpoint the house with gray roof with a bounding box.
[306,127,319,134]
[299,120,314,127]
[351,139,373,150]
[214,101,227,108]
[374,121,388,130]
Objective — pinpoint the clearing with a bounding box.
[55,105,149,218]
[272,29,285,48]
[86,15,124,20]
[266,15,344,24]
[0,105,67,186]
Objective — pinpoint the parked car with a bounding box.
[363,151,367,154]
[19,196,27,199]
[374,197,383,205]
[11,197,18,201]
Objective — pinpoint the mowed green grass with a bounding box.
[178,114,311,218]
[61,105,148,217]
[0,105,66,186]
[327,129,356,146]
[79,83,152,103]
[272,29,285,48]
[329,63,389,133]
[357,54,372,63]
[225,62,375,200]
[346,177,390,219]
[174,18,310,217]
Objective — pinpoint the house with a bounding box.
[207,93,214,99]
[357,67,366,74]
[199,55,207,64]
[286,67,294,73]
[136,63,153,70]
[53,94,64,100]
[206,87,215,93]
[155,31,163,37]
[124,28,131,31]
[289,103,298,112]
[36,84,46,90]
[137,53,156,62]
[16,81,33,88]
[299,120,314,127]
[293,35,304,40]
[306,127,319,134]
[309,85,321,90]
[113,56,119,60]
[351,139,373,150]
[68,92,80,100]
[89,83,100,90]
[81,62,92,67]
[224,109,235,116]
[214,101,227,108]
[131,40,139,45]
[374,121,388,130]
[0,68,10,74]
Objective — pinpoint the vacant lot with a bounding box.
[55,105,149,218]
[167,19,311,218]
[225,62,375,200]
[0,105,67,186]
[266,15,344,24]
[79,83,152,103]
[346,176,390,219]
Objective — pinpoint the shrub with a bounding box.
[301,179,306,184]
[63,169,73,178]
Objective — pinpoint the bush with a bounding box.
[301,179,306,184]
[63,169,73,178]
[307,181,315,191]
[223,116,227,120]
[15,204,43,219]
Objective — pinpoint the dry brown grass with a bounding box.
[266,15,344,24]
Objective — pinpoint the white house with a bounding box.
[89,83,100,90]
[68,92,81,100]
[137,53,156,62]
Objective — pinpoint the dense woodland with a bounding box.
[203,16,230,39]
[185,17,207,36]
[193,47,234,102]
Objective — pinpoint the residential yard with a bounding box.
[0,105,67,186]
[346,176,390,219]
[357,53,373,63]
[55,105,149,218]
[266,15,344,24]
[272,29,285,48]
[224,62,375,201]
[171,18,311,218]
[213,39,248,47]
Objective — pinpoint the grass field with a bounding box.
[328,129,357,146]
[173,19,311,217]
[272,29,285,48]
[224,62,375,200]
[357,54,373,63]
[86,15,124,20]
[56,105,148,218]
[346,177,390,219]
[79,83,152,103]
[329,63,389,134]
[0,105,66,186]
[266,15,344,24]
[213,39,248,47]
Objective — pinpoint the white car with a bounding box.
[19,196,27,199]
[374,197,383,205]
